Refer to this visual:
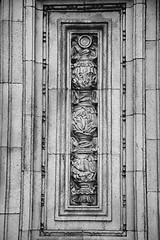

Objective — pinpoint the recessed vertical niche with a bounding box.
[70,33,98,206]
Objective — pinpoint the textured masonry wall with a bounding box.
[0,0,159,239]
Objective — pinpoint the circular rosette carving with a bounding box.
[72,60,97,89]
[72,106,97,139]
[71,154,97,183]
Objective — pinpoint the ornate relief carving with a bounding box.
[71,34,97,89]
[70,34,98,206]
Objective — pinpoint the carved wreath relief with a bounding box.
[70,33,98,206]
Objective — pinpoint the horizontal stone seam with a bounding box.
[146,38,159,41]
[23,113,35,117]
[48,88,122,90]
[0,19,23,23]
[146,138,160,141]
[125,170,146,172]
[0,146,22,149]
[126,58,145,63]
[146,88,160,91]
[23,60,43,64]
[0,82,23,85]
[146,39,158,42]
[147,190,160,193]
[23,6,43,12]
[126,113,145,116]
[146,89,160,91]
[126,3,146,9]
[0,212,20,215]
[47,153,113,156]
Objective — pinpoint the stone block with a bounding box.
[146,140,158,192]
[22,171,31,231]
[7,214,19,240]
[0,83,8,147]
[24,7,35,61]
[158,139,160,192]
[48,89,58,154]
[12,22,23,83]
[111,153,121,225]
[158,40,160,78]
[32,172,41,229]
[25,61,34,115]
[134,114,145,171]
[48,89,71,155]
[24,0,36,7]
[33,116,42,172]
[9,148,21,213]
[146,0,157,40]
[1,21,9,83]
[126,7,133,62]
[133,59,145,115]
[46,154,56,228]
[146,90,157,139]
[126,0,133,8]
[126,172,134,231]
[21,231,29,240]
[1,0,10,20]
[146,41,157,90]
[35,9,43,63]
[24,115,32,171]
[11,84,22,148]
[13,0,22,22]
[112,90,120,154]
[0,214,4,239]
[134,4,145,58]
[35,0,43,9]
[147,192,159,240]
[137,231,146,240]
[136,171,146,232]
[112,24,121,89]
[0,147,7,213]
[34,63,42,117]
[126,116,134,171]
[159,192,160,222]
[126,61,134,116]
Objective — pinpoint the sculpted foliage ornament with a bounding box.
[70,34,98,206]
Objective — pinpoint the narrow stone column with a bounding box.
[146,0,160,239]
[0,0,23,240]
[132,0,147,239]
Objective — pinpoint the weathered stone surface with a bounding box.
[146,90,157,139]
[11,84,22,147]
[146,0,157,40]
[147,192,159,240]
[147,140,158,191]
[0,0,160,239]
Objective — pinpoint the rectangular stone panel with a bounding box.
[34,2,132,238]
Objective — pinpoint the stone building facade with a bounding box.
[0,0,160,240]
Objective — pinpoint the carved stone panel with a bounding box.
[71,33,98,206]
[39,3,129,238]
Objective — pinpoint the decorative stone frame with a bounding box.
[21,0,147,240]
